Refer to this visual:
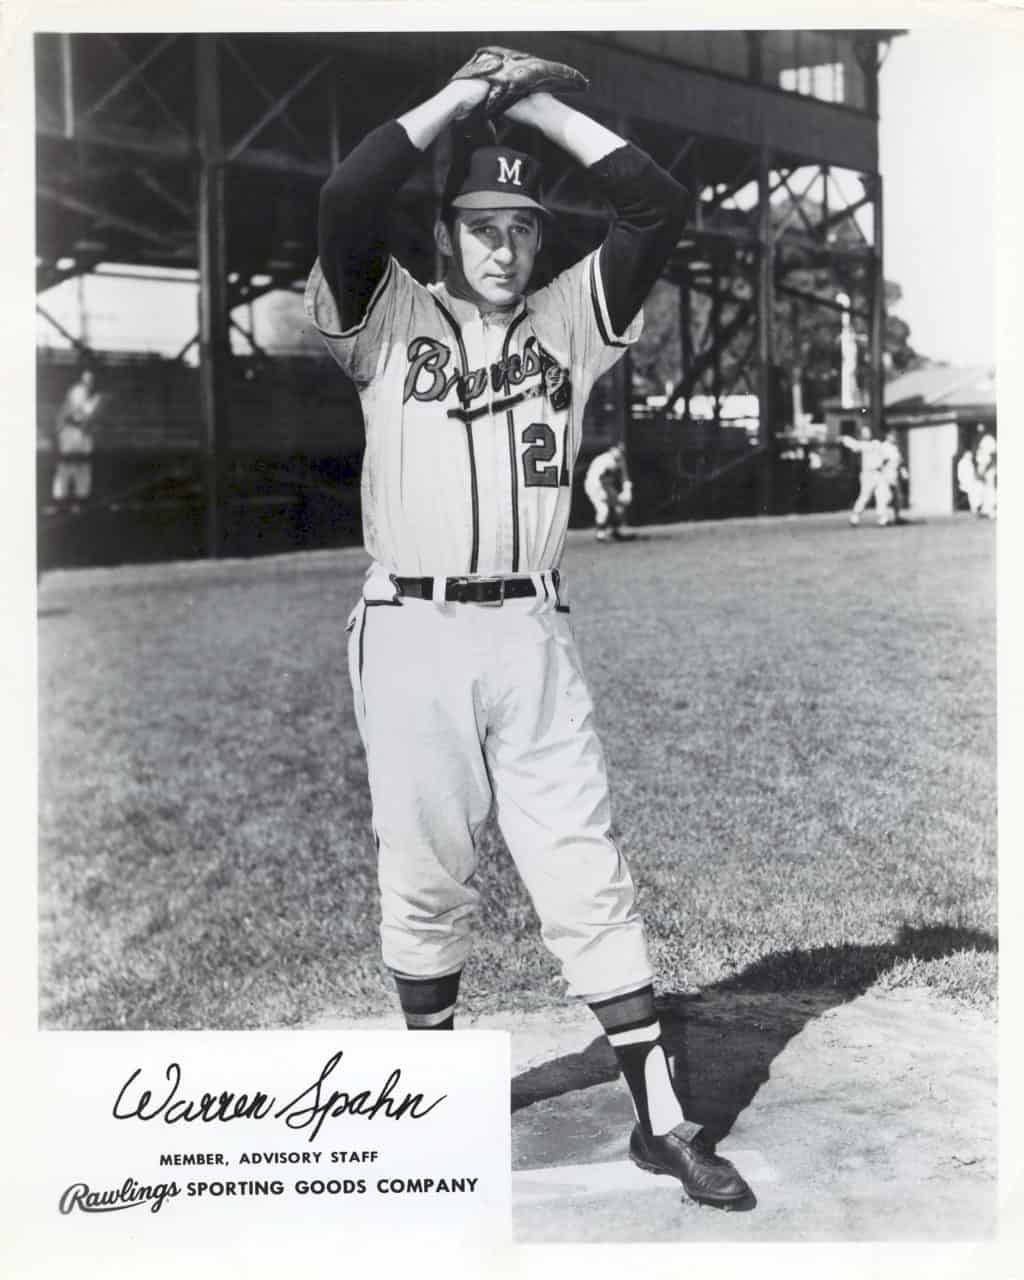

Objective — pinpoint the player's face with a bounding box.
[442,209,540,311]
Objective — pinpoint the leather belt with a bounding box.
[392,574,555,604]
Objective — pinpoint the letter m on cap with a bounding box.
[497,155,523,186]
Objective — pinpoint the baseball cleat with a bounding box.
[595,529,611,541]
[849,513,860,525]
[629,1124,752,1208]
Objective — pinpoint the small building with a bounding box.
[884,365,996,514]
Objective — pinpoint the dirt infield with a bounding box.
[308,987,997,1242]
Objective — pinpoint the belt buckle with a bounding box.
[449,576,504,606]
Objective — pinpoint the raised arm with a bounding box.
[504,93,689,335]
[318,80,487,329]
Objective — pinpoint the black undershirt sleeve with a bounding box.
[317,120,422,330]
[318,128,686,337]
[588,144,690,338]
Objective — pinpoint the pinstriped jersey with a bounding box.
[304,249,641,576]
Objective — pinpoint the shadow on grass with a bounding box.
[510,923,996,1145]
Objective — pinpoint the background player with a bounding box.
[584,441,633,541]
[839,422,887,526]
[305,47,751,1209]
[974,423,996,519]
[52,367,103,510]
[957,442,981,514]
[876,429,907,526]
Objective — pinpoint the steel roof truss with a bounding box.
[224,54,333,164]
[38,184,186,250]
[85,35,190,140]
[222,39,323,162]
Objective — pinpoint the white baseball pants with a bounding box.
[52,460,93,500]
[346,565,653,999]
[852,471,881,515]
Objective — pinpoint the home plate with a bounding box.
[512,1150,777,1205]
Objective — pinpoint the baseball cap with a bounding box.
[447,146,546,212]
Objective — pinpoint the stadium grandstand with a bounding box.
[36,30,899,565]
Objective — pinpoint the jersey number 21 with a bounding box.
[521,422,570,489]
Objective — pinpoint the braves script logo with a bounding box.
[403,335,571,414]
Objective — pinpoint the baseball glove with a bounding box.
[449,45,589,117]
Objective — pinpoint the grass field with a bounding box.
[37,513,997,1030]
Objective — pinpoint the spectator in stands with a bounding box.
[52,367,103,510]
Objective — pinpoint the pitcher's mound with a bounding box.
[308,986,996,1242]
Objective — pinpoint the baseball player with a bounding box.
[956,444,981,514]
[304,46,751,1209]
[585,441,633,541]
[974,424,997,519]
[52,367,102,507]
[875,430,906,525]
[839,423,888,525]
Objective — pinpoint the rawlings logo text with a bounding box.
[59,1177,182,1216]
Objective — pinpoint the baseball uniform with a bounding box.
[585,445,632,538]
[300,75,753,1210]
[957,450,981,513]
[306,121,685,997]
[842,433,887,523]
[52,375,101,502]
[875,437,904,523]
[975,431,996,517]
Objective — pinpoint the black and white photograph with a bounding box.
[5,3,1021,1273]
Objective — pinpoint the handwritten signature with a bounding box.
[112,1051,447,1142]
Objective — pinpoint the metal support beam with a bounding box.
[776,280,871,320]
[134,169,193,222]
[776,167,821,240]
[38,185,184,248]
[665,134,695,180]
[613,348,632,455]
[59,34,75,138]
[36,303,92,355]
[711,255,722,475]
[327,63,341,170]
[229,315,265,355]
[756,145,775,514]
[225,57,331,164]
[80,35,180,126]
[869,174,885,438]
[680,274,692,428]
[662,301,754,416]
[173,332,199,363]
[222,39,319,159]
[196,35,229,558]
[613,114,632,451]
